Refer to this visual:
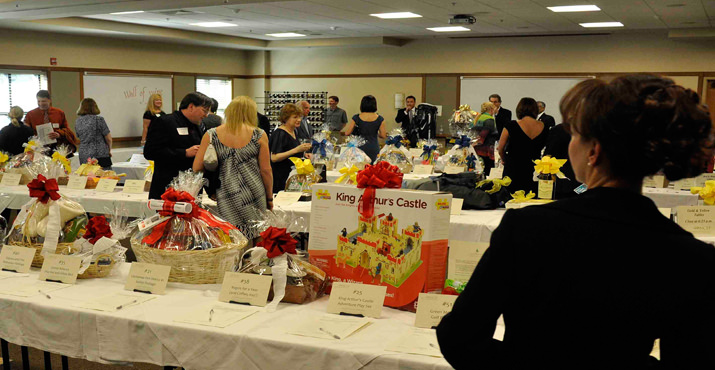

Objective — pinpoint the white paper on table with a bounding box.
[0,271,30,280]
[173,304,258,328]
[0,281,70,297]
[385,327,443,358]
[128,154,149,165]
[288,315,371,340]
[36,123,57,145]
[74,292,155,312]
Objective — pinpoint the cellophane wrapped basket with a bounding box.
[448,105,477,137]
[74,212,129,279]
[436,133,483,174]
[337,135,371,169]
[4,159,88,267]
[285,157,321,193]
[130,171,248,284]
[310,130,336,167]
[417,139,441,166]
[376,129,413,174]
[3,139,66,184]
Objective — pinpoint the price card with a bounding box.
[409,148,424,159]
[123,180,146,194]
[414,293,458,328]
[696,173,715,187]
[327,282,387,319]
[0,245,35,273]
[66,175,88,190]
[448,240,488,282]
[450,198,464,215]
[218,272,272,307]
[124,262,171,295]
[274,191,303,207]
[413,165,434,175]
[676,206,715,236]
[673,178,696,191]
[0,173,22,186]
[488,167,503,179]
[444,166,465,174]
[39,254,81,284]
[95,178,118,193]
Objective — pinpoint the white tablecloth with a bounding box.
[641,187,699,209]
[112,162,149,181]
[0,265,462,370]
[69,147,143,169]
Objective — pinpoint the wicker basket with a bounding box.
[8,242,78,268]
[78,254,116,279]
[131,241,242,284]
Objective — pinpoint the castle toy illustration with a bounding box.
[335,213,424,287]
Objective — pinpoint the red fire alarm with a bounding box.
[50,58,57,65]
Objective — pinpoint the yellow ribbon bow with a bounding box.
[476,176,512,194]
[144,161,154,176]
[289,157,314,175]
[0,152,8,165]
[511,190,536,202]
[691,180,715,205]
[51,152,71,174]
[534,156,568,177]
[23,140,38,153]
[335,165,359,184]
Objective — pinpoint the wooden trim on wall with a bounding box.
[455,76,461,108]
[47,69,52,95]
[114,136,142,142]
[78,69,84,99]
[421,75,426,102]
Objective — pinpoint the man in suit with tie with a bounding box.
[489,94,512,136]
[537,101,556,131]
[395,95,417,147]
[296,100,313,140]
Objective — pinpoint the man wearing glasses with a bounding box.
[144,92,211,199]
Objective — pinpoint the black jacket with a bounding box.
[395,108,417,147]
[437,187,715,370]
[144,110,203,199]
[494,107,512,136]
[539,113,557,131]
[258,112,271,140]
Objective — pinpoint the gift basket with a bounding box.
[3,139,59,184]
[238,208,327,309]
[310,130,336,169]
[0,150,10,181]
[50,145,73,185]
[376,129,413,174]
[448,105,477,137]
[5,162,88,267]
[76,158,124,189]
[337,136,372,169]
[285,157,321,193]
[131,171,248,284]
[418,139,441,166]
[436,134,483,173]
[73,214,129,279]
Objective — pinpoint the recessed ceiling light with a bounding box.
[370,12,422,19]
[190,22,237,28]
[110,10,144,15]
[579,21,624,28]
[547,5,600,12]
[427,26,471,32]
[266,32,306,37]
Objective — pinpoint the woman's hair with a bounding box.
[77,98,100,116]
[560,74,714,182]
[8,106,23,127]
[224,96,257,132]
[360,95,378,113]
[279,103,302,124]
[480,102,496,114]
[145,93,163,114]
[515,97,539,119]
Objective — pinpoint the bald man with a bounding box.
[296,100,313,140]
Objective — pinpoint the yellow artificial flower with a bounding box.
[691,180,715,205]
[511,190,536,202]
[336,165,359,184]
[289,157,314,175]
[534,155,568,176]
[476,176,512,194]
[144,161,154,176]
[51,152,71,174]
[24,140,38,153]
[0,152,8,165]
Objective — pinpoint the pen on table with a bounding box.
[209,308,215,322]
[319,327,341,340]
[38,290,52,299]
[116,300,138,311]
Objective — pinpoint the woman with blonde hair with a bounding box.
[142,93,166,146]
[194,96,272,240]
[76,98,112,168]
[472,101,498,174]
[0,106,33,155]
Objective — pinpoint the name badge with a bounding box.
[52,123,59,129]
[177,127,189,136]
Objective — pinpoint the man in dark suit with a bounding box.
[537,101,556,131]
[257,111,271,140]
[395,95,417,147]
[489,94,512,136]
[144,92,210,199]
[296,100,313,140]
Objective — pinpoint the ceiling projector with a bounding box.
[449,14,477,25]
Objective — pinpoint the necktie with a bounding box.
[43,110,50,124]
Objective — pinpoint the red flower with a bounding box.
[27,174,60,204]
[83,216,113,244]
[257,227,297,258]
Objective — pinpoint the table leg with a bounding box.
[60,356,68,370]
[21,347,28,370]
[1,339,10,370]
[43,352,51,370]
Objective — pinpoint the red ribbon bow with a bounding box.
[142,187,238,246]
[83,216,113,244]
[27,174,61,204]
[356,161,403,218]
[257,227,298,258]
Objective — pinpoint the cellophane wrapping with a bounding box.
[417,139,441,165]
[311,130,336,165]
[435,132,483,173]
[285,158,321,193]
[3,139,65,182]
[448,105,477,137]
[74,211,128,277]
[337,135,371,169]
[376,129,413,174]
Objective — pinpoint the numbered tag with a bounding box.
[0,245,36,273]
[488,167,503,179]
[414,293,458,328]
[66,175,88,190]
[327,282,387,318]
[444,166,465,174]
[124,262,171,295]
[413,165,434,175]
[123,180,146,194]
[39,254,81,284]
[1,173,22,186]
[96,178,118,192]
[218,272,272,307]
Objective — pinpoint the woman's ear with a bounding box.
[589,139,602,166]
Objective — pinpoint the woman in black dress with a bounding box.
[141,93,166,146]
[438,74,715,369]
[269,103,312,194]
[497,97,548,193]
[343,95,386,163]
[0,106,33,155]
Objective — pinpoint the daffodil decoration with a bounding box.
[534,156,568,178]
[51,151,71,174]
[23,140,39,153]
[0,151,9,166]
[691,180,715,205]
[335,164,359,185]
[510,190,536,202]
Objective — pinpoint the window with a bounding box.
[0,71,48,127]
[196,78,232,118]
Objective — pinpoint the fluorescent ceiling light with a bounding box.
[427,26,471,32]
[547,5,600,12]
[266,32,306,37]
[190,22,238,28]
[370,12,422,19]
[110,10,144,15]
[579,22,624,28]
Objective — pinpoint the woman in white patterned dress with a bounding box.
[193,96,273,240]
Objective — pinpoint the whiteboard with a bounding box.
[459,77,591,124]
[82,74,172,138]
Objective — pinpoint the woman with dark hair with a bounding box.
[437,74,715,369]
[497,97,548,193]
[75,98,112,168]
[343,95,386,163]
